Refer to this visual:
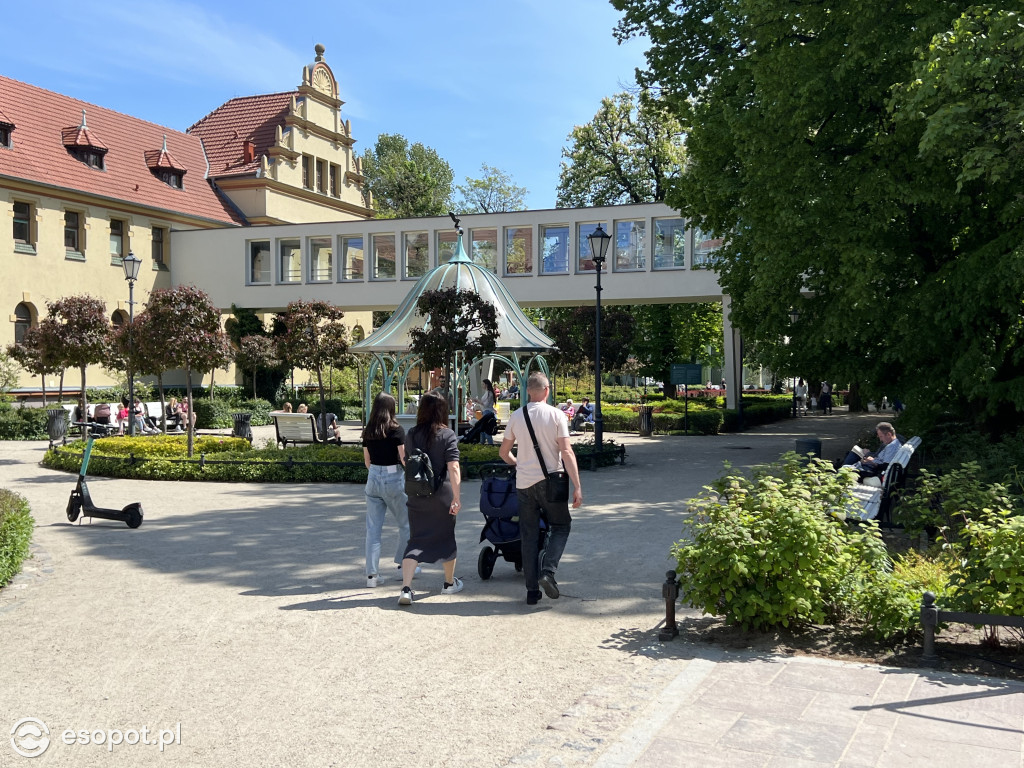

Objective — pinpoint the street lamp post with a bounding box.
[587,224,612,451]
[789,308,800,419]
[122,251,141,436]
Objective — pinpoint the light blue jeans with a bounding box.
[365,465,410,577]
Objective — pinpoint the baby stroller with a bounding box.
[460,411,499,444]
[477,464,546,579]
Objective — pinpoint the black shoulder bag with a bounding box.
[521,403,571,503]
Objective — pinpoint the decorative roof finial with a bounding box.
[314,43,325,62]
[80,109,87,129]
[161,134,168,152]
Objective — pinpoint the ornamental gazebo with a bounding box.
[350,228,556,422]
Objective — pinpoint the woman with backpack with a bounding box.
[361,393,412,589]
[398,390,463,605]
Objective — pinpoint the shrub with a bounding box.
[721,402,791,431]
[0,405,50,440]
[235,398,275,426]
[673,454,887,630]
[853,550,954,639]
[0,489,34,588]
[192,399,235,429]
[946,506,1024,617]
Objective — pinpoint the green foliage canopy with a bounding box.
[360,133,454,219]
[455,164,528,213]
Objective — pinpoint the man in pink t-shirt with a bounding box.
[499,373,583,606]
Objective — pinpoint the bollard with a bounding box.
[658,570,680,641]
[920,591,940,667]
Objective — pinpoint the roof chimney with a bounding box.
[243,140,255,163]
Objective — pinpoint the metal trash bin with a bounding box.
[638,405,655,437]
[46,409,68,449]
[232,412,253,442]
[795,437,822,462]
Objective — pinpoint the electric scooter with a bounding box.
[66,437,143,528]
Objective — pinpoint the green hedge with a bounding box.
[0,405,50,440]
[721,402,792,431]
[41,435,624,483]
[0,489,34,588]
[601,404,723,435]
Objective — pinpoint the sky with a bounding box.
[0,0,651,211]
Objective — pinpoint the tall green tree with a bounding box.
[455,164,528,213]
[276,300,351,427]
[361,134,454,219]
[613,1,1024,431]
[556,90,684,207]
[632,304,723,392]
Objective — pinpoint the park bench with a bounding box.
[272,411,341,448]
[847,436,921,525]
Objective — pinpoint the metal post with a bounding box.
[920,591,940,667]
[792,378,798,419]
[659,570,680,640]
[127,277,135,436]
[594,254,603,450]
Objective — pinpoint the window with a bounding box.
[403,232,429,279]
[436,230,458,264]
[692,228,724,268]
[64,211,82,253]
[653,217,686,269]
[13,201,34,252]
[151,227,167,266]
[352,325,365,342]
[315,160,325,193]
[614,220,646,271]
[249,240,271,283]
[301,155,312,189]
[14,303,32,344]
[341,236,364,280]
[329,164,339,196]
[371,234,396,279]
[309,237,332,282]
[71,147,104,170]
[504,227,533,275]
[279,239,301,283]
[541,225,569,274]
[109,219,125,260]
[0,125,11,149]
[157,170,183,189]
[111,309,129,329]
[576,222,607,272]
[470,229,498,273]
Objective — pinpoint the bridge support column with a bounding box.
[722,295,741,410]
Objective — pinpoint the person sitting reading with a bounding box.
[842,422,902,481]
[571,398,594,434]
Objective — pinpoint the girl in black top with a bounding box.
[361,393,410,588]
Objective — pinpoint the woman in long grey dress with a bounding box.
[398,391,463,605]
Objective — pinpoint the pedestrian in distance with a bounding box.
[499,372,583,606]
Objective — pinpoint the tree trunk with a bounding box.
[80,365,87,419]
[40,374,47,407]
[157,373,166,432]
[59,369,65,404]
[185,366,195,457]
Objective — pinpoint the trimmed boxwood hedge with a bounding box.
[0,489,34,588]
[41,436,626,483]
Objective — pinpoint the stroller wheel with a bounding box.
[478,546,496,580]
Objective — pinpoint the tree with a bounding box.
[454,164,528,213]
[542,306,636,374]
[276,300,351,426]
[409,288,499,408]
[556,90,684,208]
[236,335,279,400]
[631,304,723,393]
[141,287,232,455]
[360,134,454,219]
[224,304,268,347]
[44,296,110,417]
[612,1,1024,431]
[7,327,56,405]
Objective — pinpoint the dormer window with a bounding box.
[145,135,187,190]
[0,123,12,149]
[62,109,107,170]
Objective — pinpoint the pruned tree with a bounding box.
[455,164,529,213]
[276,300,350,427]
[236,335,279,400]
[44,295,111,418]
[141,286,232,455]
[409,288,499,408]
[7,326,56,405]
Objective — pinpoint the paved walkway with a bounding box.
[1,409,1021,767]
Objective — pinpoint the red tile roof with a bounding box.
[144,141,186,172]
[188,92,293,178]
[61,122,108,150]
[0,76,243,226]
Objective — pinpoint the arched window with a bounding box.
[352,325,365,342]
[13,303,32,344]
[111,309,129,329]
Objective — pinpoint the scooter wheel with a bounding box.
[66,496,82,523]
[124,503,143,529]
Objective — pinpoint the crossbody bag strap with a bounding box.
[521,403,550,477]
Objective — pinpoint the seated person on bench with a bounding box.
[571,398,594,434]
[318,411,341,442]
[842,421,901,481]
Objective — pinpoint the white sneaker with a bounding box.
[441,577,464,595]
[366,574,378,588]
[396,564,422,577]
[398,587,413,606]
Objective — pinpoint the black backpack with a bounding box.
[405,431,436,497]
